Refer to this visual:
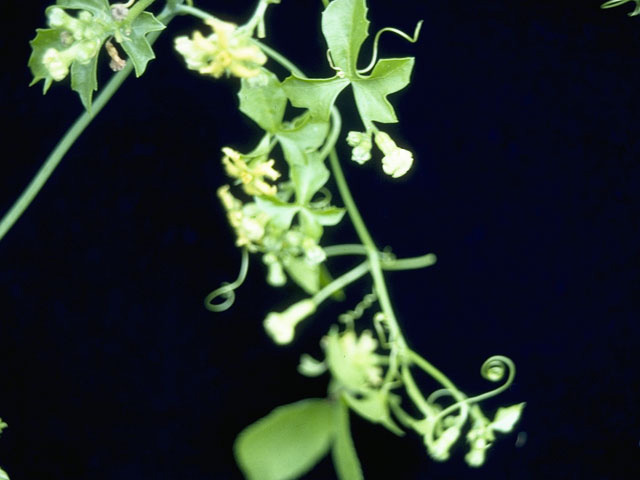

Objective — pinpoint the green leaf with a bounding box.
[321,0,369,77]
[290,155,330,205]
[281,75,349,122]
[234,398,334,480]
[239,70,288,132]
[119,12,165,77]
[0,467,8,480]
[332,399,364,480]
[70,54,99,110]
[351,57,414,124]
[28,28,63,93]
[254,197,299,231]
[283,256,320,294]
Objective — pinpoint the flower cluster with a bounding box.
[41,7,106,81]
[174,18,267,78]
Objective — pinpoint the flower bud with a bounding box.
[374,131,414,178]
[263,299,316,345]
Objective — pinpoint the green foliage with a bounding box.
[15,0,527,479]
[234,399,335,480]
[28,0,165,109]
[282,0,414,128]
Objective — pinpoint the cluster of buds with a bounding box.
[347,130,414,178]
[174,18,267,78]
[41,7,106,81]
[217,185,271,251]
[221,147,280,197]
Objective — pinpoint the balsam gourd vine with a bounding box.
[0,0,564,478]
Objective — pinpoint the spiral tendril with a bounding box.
[338,291,377,326]
[309,187,333,209]
[425,355,516,443]
[204,248,249,312]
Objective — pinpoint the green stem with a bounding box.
[126,0,157,22]
[382,253,437,271]
[175,4,217,22]
[313,260,370,306]
[0,6,178,243]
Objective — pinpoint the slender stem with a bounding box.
[324,244,368,257]
[126,0,156,22]
[0,71,132,242]
[313,260,370,306]
[0,6,178,243]
[382,253,437,271]
[175,4,216,22]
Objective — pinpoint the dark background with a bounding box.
[1,0,639,478]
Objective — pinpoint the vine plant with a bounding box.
[0,0,546,478]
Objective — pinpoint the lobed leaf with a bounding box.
[119,12,166,77]
[234,398,334,480]
[281,75,349,122]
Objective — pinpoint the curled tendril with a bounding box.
[338,291,377,326]
[309,187,332,209]
[425,355,516,444]
[601,0,640,16]
[204,248,249,312]
[358,20,423,75]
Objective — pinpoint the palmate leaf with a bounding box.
[281,0,415,126]
[120,12,166,77]
[234,399,335,480]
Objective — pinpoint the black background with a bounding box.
[1,0,639,479]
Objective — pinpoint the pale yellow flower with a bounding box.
[221,147,280,197]
[174,18,267,79]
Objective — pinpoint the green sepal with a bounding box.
[283,257,320,294]
[281,75,349,122]
[351,57,414,124]
[239,71,288,133]
[332,398,364,480]
[119,12,166,77]
[234,398,334,480]
[71,54,99,110]
[28,28,63,93]
[321,0,369,78]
